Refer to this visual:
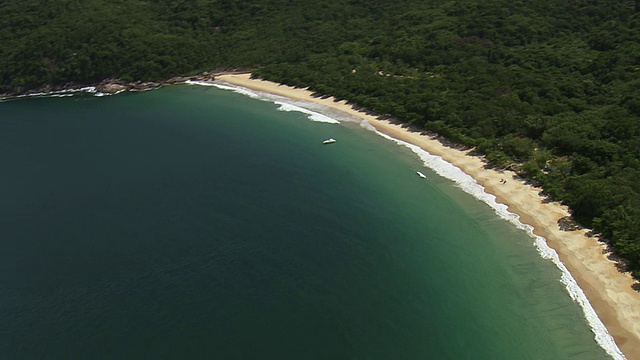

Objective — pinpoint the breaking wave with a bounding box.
[188,80,344,124]
[7,86,98,100]
[374,131,625,360]
[273,101,339,124]
[190,78,626,359]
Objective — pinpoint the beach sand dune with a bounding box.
[216,73,640,359]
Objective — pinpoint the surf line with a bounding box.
[190,79,625,360]
[374,130,625,360]
[186,80,340,124]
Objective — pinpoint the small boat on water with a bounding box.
[416,171,427,179]
[323,138,337,144]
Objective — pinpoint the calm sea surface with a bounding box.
[0,85,610,359]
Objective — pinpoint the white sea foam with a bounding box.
[274,101,340,124]
[92,89,126,97]
[184,79,218,87]
[75,86,97,93]
[188,80,342,124]
[12,86,97,99]
[374,130,625,360]
[185,80,262,99]
[185,78,626,358]
[16,92,49,98]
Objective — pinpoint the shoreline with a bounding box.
[4,71,638,357]
[0,70,251,100]
[214,73,640,359]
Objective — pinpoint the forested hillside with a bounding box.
[2,0,640,278]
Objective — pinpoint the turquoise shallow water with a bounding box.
[0,86,610,358]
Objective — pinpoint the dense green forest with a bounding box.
[2,0,640,278]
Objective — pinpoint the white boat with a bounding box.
[416,171,427,179]
[323,138,337,144]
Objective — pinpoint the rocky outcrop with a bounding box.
[558,216,583,231]
[1,69,251,100]
[94,72,222,94]
[96,80,128,93]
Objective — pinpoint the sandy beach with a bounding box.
[215,73,640,359]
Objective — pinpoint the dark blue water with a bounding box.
[0,86,610,358]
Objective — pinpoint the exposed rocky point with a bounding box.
[96,80,128,93]
[558,216,582,231]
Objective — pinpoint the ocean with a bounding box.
[0,84,615,359]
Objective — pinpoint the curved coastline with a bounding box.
[4,72,637,358]
[212,73,639,359]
